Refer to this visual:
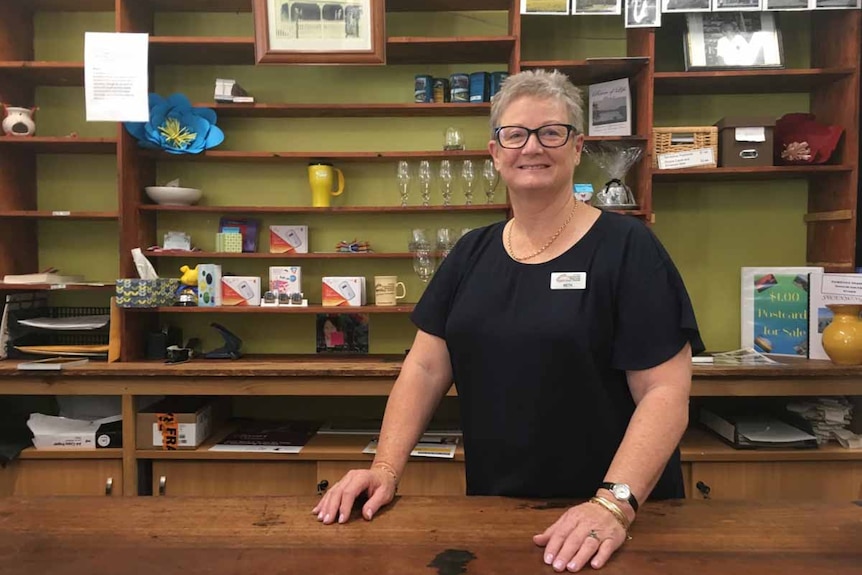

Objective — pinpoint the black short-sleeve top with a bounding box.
[411,211,705,499]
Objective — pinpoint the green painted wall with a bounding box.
[32,10,817,354]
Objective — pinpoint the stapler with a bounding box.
[204,322,243,360]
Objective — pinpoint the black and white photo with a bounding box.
[588,78,632,136]
[572,0,622,14]
[685,14,783,70]
[814,0,861,8]
[662,0,710,12]
[521,0,571,14]
[763,0,808,9]
[625,0,661,27]
[712,0,761,10]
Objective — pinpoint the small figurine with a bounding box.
[175,264,199,306]
[1,105,38,137]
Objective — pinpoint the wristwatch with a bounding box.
[600,482,639,513]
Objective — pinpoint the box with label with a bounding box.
[269,266,302,295]
[115,278,179,308]
[715,117,775,167]
[322,276,366,307]
[197,264,222,306]
[135,397,229,450]
[270,225,308,254]
[222,276,261,306]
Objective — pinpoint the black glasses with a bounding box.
[494,123,577,149]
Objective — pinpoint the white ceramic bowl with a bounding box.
[145,186,202,206]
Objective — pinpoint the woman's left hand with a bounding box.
[532,501,629,572]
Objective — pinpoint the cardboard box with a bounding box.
[221,276,261,306]
[322,276,366,306]
[115,278,179,308]
[198,264,222,307]
[270,225,308,254]
[269,266,302,295]
[136,397,228,450]
[715,117,775,167]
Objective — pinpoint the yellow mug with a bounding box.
[308,162,345,208]
[374,276,407,306]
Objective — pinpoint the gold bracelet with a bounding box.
[371,461,399,485]
[589,496,630,531]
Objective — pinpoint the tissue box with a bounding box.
[270,225,308,254]
[115,279,179,308]
[322,276,366,307]
[216,232,243,253]
[198,264,222,306]
[221,276,261,306]
[269,266,302,295]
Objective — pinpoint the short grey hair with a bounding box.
[490,69,584,135]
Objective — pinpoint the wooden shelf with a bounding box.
[680,428,862,462]
[0,137,116,154]
[520,58,650,85]
[140,0,509,11]
[387,36,516,65]
[0,210,118,220]
[19,447,122,460]
[142,149,493,163]
[146,251,436,260]
[653,68,857,95]
[12,0,113,10]
[0,62,84,86]
[128,305,416,314]
[0,282,114,291]
[149,36,516,66]
[199,103,492,118]
[139,204,507,214]
[652,165,853,182]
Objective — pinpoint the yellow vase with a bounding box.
[821,304,862,365]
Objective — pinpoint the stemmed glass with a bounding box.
[413,249,436,283]
[397,160,411,207]
[418,160,432,207]
[461,160,475,206]
[436,227,455,260]
[439,160,453,207]
[482,159,499,204]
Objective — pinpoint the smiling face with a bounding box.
[488,95,583,201]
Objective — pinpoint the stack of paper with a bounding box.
[786,398,854,445]
[363,435,459,459]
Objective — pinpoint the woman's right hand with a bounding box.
[312,467,397,525]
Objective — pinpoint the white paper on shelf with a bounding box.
[84,32,149,122]
[17,315,110,331]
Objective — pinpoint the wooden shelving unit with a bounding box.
[0,137,116,154]
[129,305,417,314]
[652,165,854,182]
[0,282,114,291]
[521,57,649,85]
[201,103,493,118]
[143,149,494,163]
[18,448,122,460]
[653,68,857,95]
[0,211,118,220]
[146,251,437,260]
[139,204,507,214]
[0,61,84,86]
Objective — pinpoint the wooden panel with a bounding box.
[690,461,862,501]
[317,461,466,496]
[152,461,317,496]
[387,37,515,65]
[681,462,692,498]
[142,0,511,10]
[4,460,122,496]
[652,165,852,182]
[145,149,493,163]
[139,204,507,214]
[116,0,154,34]
[198,103,492,118]
[653,69,854,95]
[0,149,36,279]
[0,138,117,154]
[519,57,649,85]
[627,28,654,216]
[12,0,113,10]
[0,62,84,87]
[0,4,33,62]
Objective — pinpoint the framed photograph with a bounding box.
[662,0,710,12]
[711,0,761,9]
[521,0,571,13]
[763,0,808,9]
[625,0,661,27]
[252,0,385,65]
[813,0,861,8]
[684,14,784,70]
[572,0,622,14]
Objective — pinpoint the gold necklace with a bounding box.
[506,199,578,262]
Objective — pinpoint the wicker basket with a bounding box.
[653,126,718,169]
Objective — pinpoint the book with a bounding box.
[588,78,631,136]
[16,357,90,370]
[363,435,460,459]
[740,266,822,357]
[2,272,85,285]
[209,420,319,453]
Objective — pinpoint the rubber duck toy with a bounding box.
[176,264,199,306]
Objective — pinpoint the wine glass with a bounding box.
[439,160,453,207]
[461,160,475,206]
[436,227,454,260]
[413,249,436,283]
[482,159,499,204]
[397,160,411,207]
[418,160,432,207]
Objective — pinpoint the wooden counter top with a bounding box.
[0,496,859,574]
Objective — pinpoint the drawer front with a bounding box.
[152,461,317,496]
[1,460,122,497]
[317,461,466,496]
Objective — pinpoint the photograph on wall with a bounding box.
[316,313,369,354]
[712,0,762,9]
[662,0,710,11]
[763,0,808,9]
[685,14,783,70]
[625,0,661,27]
[813,0,861,8]
[572,0,622,14]
[521,0,571,14]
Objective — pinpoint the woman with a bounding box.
[313,70,703,572]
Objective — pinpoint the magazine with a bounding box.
[209,420,320,453]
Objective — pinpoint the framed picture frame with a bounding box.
[572,0,622,15]
[662,0,710,12]
[684,14,784,71]
[763,0,808,10]
[252,0,385,65]
[521,0,571,14]
[711,0,761,10]
[625,0,661,27]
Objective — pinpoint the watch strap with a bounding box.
[600,482,639,512]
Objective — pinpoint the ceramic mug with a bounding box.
[374,275,406,306]
[308,162,345,207]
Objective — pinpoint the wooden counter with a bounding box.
[0,496,859,574]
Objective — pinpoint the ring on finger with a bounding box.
[588,529,600,541]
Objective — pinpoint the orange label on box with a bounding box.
[270,229,297,253]
[222,281,250,306]
[322,282,348,306]
[157,412,178,450]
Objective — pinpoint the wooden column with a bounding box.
[627,28,655,221]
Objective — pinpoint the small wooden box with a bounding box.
[653,126,718,169]
[715,117,775,167]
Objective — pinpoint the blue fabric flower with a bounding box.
[124,93,224,154]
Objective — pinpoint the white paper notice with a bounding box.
[735,127,766,142]
[84,32,149,122]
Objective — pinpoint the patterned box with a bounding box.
[115,279,179,308]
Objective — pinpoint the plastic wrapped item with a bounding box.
[584,142,643,209]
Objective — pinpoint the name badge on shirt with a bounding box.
[550,272,586,290]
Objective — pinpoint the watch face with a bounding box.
[612,484,631,500]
